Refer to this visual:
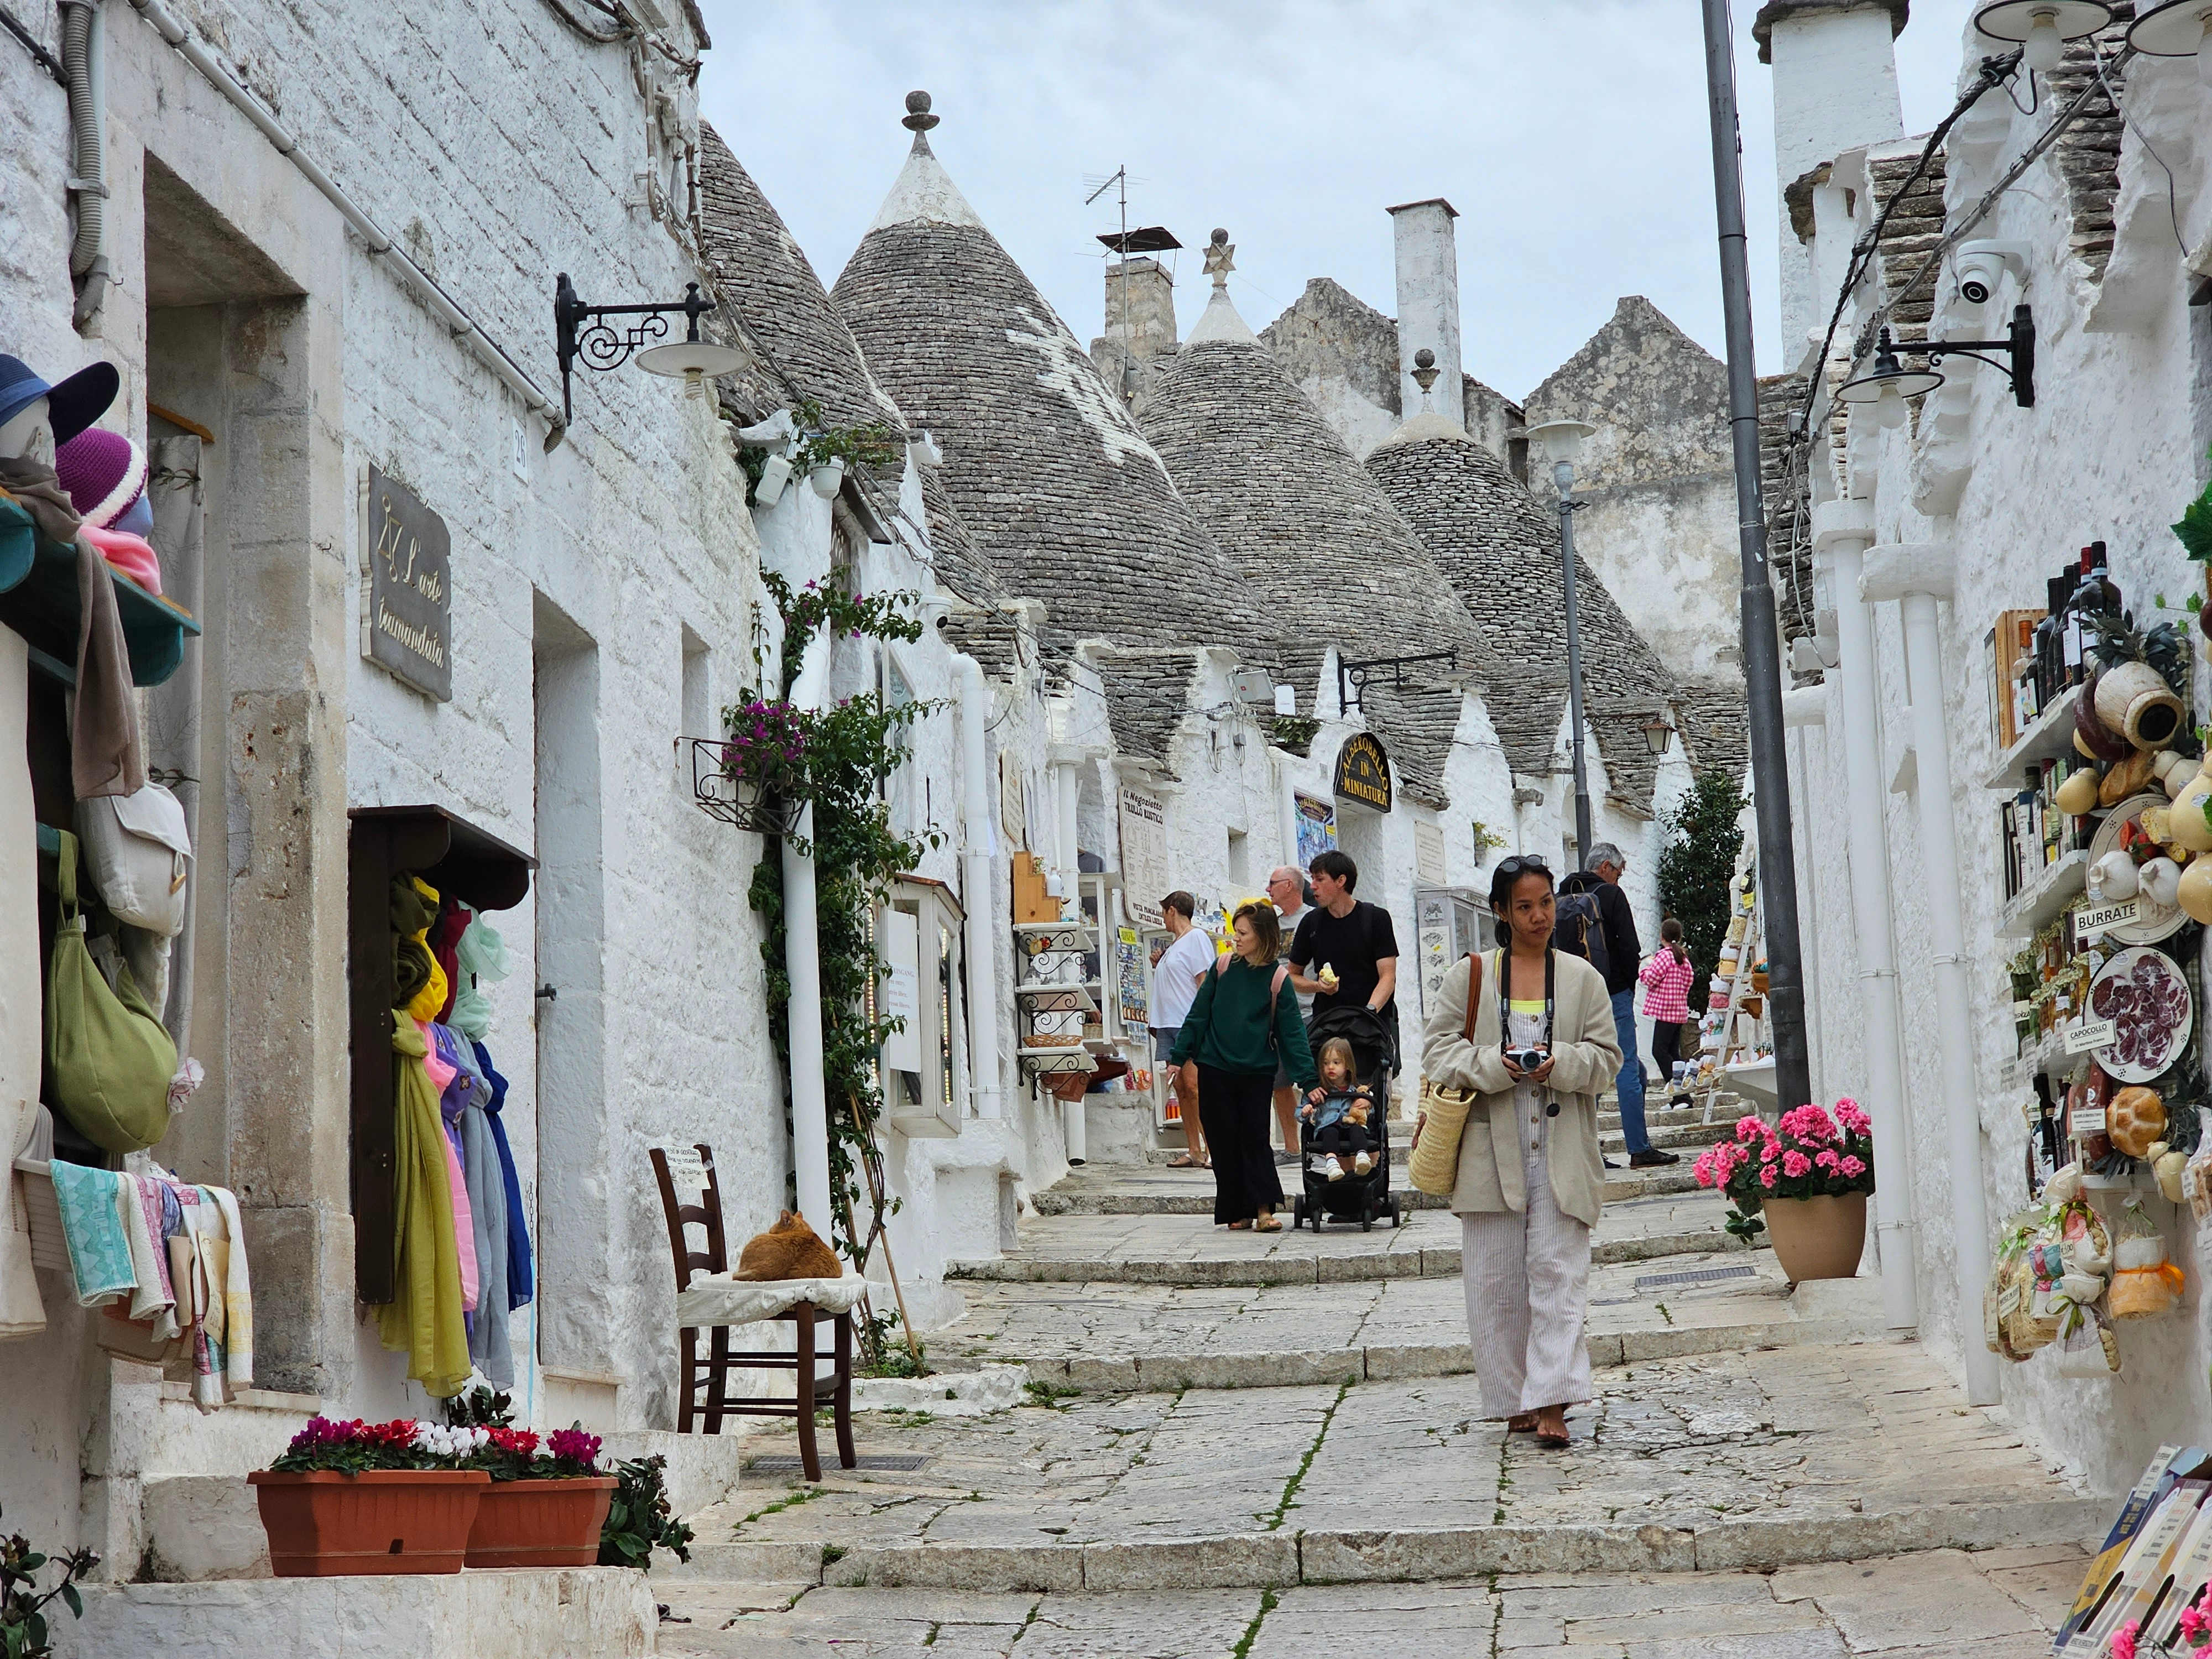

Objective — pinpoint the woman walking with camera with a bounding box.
[1419,857,1619,1447]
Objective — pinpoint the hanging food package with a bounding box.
[2109,1198,2184,1319]
[1990,1210,2044,1362]
[2053,1302,2123,1378]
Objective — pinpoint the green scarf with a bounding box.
[375,1013,469,1396]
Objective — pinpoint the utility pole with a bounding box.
[1558,476,1594,864]
[1699,0,1812,1112]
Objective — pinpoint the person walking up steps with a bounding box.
[1639,918,1697,1104]
[1150,892,1214,1169]
[1423,855,1619,1448]
[1557,843,1676,1168]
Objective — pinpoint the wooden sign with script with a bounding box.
[1333,731,1392,813]
[361,466,452,701]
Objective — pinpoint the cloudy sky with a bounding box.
[697,2,1980,402]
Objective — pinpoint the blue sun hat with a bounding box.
[0,354,121,445]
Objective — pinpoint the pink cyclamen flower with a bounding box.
[1838,1155,1865,1179]
[2181,1606,2212,1644]
[1781,1150,1812,1178]
[1759,1164,1778,1189]
[2109,1619,2139,1659]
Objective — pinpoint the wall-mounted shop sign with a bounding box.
[1294,792,1337,868]
[1333,732,1392,812]
[361,467,452,701]
[1119,786,1171,930]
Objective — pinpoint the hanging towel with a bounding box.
[46,1159,134,1307]
[459,1098,511,1386]
[202,1185,252,1391]
[378,1015,469,1396]
[473,1041,532,1310]
[114,1172,178,1340]
[173,1188,226,1410]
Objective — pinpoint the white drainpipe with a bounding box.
[958,657,1005,1120]
[1053,759,1086,1165]
[781,629,834,1240]
[1781,686,1828,1099]
[1863,542,2001,1405]
[1811,499,1919,1338]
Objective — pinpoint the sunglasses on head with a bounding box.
[1494,855,1550,880]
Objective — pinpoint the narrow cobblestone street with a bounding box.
[649,1103,2096,1655]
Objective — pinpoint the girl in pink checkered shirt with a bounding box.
[1639,919,1697,1094]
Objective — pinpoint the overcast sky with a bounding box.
[697,2,1979,403]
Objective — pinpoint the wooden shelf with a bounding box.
[1984,684,2083,791]
[1997,849,2086,941]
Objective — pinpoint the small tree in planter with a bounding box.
[1694,1100,1875,1280]
[249,1417,491,1577]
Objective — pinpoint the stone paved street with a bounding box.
[645,1139,2104,1652]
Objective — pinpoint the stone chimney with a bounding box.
[1387,199,1462,430]
[1756,1,1908,364]
[1092,258,1178,406]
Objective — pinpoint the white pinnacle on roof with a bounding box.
[1372,409,1473,451]
[1183,228,1257,346]
[867,91,985,233]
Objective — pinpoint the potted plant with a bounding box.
[1693,1100,1875,1281]
[444,1389,618,1569]
[717,695,810,836]
[247,1417,490,1576]
[2,1505,98,1657]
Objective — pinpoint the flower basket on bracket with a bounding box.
[687,734,806,835]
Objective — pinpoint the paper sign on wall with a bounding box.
[1293,792,1337,870]
[2076,898,2141,936]
[2064,1016,2119,1056]
[1414,821,1446,884]
[880,908,921,1073]
[1119,787,1170,930]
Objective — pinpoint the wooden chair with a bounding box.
[650,1142,856,1482]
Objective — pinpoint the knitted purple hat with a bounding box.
[53,427,148,530]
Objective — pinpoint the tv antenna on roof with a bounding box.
[1084,166,1181,405]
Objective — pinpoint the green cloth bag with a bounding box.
[45,829,178,1152]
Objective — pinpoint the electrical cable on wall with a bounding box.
[0,2,64,80]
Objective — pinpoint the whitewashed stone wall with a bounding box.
[1785,38,2212,1500]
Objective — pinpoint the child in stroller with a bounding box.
[1302,1038,1379,1181]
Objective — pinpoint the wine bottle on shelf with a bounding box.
[2080,540,2121,619]
[2062,551,2093,687]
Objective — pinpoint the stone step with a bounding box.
[665,1342,2096,1592]
[1033,1162,1704,1217]
[936,1265,1882,1395]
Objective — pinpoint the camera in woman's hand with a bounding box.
[1503,1046,1549,1072]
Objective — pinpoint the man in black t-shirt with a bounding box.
[1288,851,1399,1062]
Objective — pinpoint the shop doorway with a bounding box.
[533,593,608,1374]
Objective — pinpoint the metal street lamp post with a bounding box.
[1698,0,1813,1114]
[1528,418,1598,866]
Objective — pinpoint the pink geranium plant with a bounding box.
[1693,1099,1875,1242]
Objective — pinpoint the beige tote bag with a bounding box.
[1407,952,1483,1196]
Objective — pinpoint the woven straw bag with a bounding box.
[1408,953,1483,1197]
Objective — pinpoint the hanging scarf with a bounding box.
[473,1040,533,1309]
[376,1013,469,1396]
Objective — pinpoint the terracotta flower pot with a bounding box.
[465,1475,619,1569]
[1762,1193,1867,1282]
[247,1469,489,1576]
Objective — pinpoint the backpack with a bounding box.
[1212,956,1292,1048]
[1552,886,1613,984]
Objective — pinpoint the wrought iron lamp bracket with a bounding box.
[1903,302,2037,408]
[554,272,717,420]
[1337,649,1456,713]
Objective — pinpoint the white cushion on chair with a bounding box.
[674,1271,870,1329]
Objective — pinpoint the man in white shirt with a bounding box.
[1149,891,1215,1168]
[1266,865,1314,1165]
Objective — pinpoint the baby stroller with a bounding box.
[1292,1004,1403,1232]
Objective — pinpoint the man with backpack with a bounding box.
[1556,844,1676,1168]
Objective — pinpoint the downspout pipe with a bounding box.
[1812,499,1919,1338]
[781,628,834,1241]
[1052,759,1085,1166]
[1863,542,2001,1405]
[957,657,1004,1120]
[124,0,567,446]
[60,0,112,330]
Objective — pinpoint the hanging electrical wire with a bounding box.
[1,2,65,80]
[538,0,629,45]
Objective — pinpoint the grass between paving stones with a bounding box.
[1230,1588,1280,1658]
[739,1485,823,1527]
[1263,1380,1352,1531]
[1022,1379,1082,1410]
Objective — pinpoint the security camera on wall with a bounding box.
[1953,241,2029,308]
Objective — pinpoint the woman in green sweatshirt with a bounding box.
[1171,901,1316,1233]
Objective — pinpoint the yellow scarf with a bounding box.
[402,875,448,1021]
[376,1012,469,1395]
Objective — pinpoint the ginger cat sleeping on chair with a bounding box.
[734,1211,841,1281]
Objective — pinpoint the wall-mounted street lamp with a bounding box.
[553,274,752,421]
[1527,415,1598,864]
[1641,712,1676,757]
[1835,306,2037,430]
[1973,2,2111,75]
[2127,0,2212,85]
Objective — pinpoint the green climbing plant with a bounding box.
[740,571,943,1361]
[1655,766,1745,1017]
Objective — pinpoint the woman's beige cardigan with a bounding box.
[1419,948,1623,1228]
